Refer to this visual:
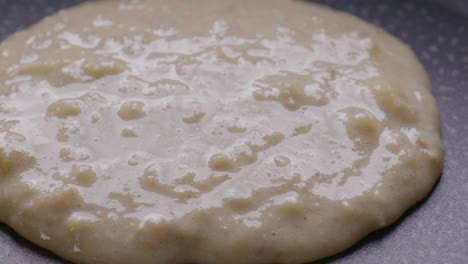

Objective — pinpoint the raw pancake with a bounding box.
[0,0,444,263]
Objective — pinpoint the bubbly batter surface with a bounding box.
[0,0,444,263]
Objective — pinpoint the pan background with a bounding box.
[0,0,467,263]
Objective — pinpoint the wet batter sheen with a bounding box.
[0,0,444,263]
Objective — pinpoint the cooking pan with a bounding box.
[0,0,467,263]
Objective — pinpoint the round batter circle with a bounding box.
[0,0,444,263]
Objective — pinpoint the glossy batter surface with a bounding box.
[0,0,444,263]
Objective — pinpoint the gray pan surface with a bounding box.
[0,0,467,263]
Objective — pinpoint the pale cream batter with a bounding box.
[0,0,444,263]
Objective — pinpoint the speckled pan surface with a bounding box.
[0,0,466,264]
